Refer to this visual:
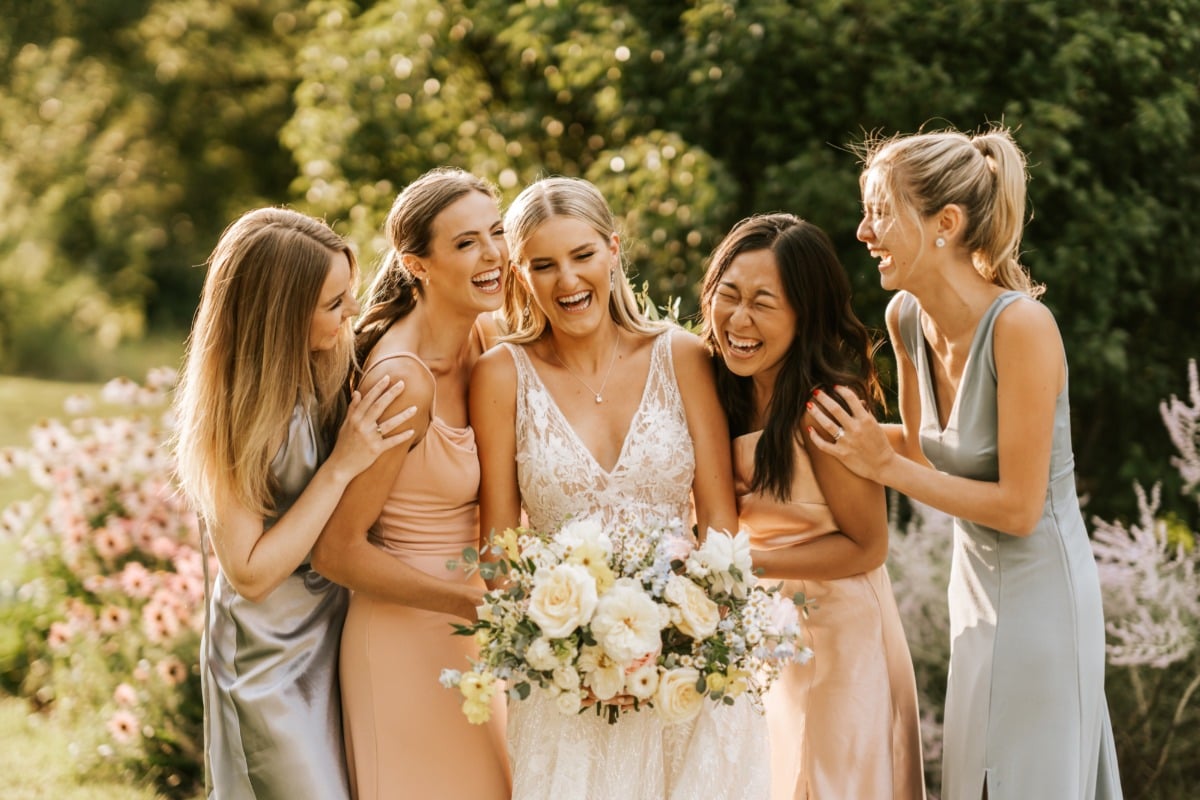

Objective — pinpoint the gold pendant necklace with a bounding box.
[552,331,621,404]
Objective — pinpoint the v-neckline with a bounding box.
[916,293,1010,434]
[522,335,659,476]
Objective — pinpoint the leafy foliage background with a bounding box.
[1,0,1197,522]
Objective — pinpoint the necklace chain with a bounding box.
[552,332,621,404]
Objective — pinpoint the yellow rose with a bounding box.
[705,671,727,695]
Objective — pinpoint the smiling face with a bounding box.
[709,248,797,383]
[857,167,933,292]
[415,189,507,312]
[308,250,359,351]
[517,215,619,338]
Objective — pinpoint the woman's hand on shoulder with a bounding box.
[326,365,430,482]
[807,386,895,484]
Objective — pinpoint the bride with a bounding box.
[471,176,769,799]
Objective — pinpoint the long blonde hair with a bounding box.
[862,126,1044,298]
[501,176,666,344]
[173,207,357,522]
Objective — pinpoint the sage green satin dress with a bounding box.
[894,290,1122,799]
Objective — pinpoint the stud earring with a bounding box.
[935,237,946,248]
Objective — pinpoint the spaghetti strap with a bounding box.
[362,351,438,411]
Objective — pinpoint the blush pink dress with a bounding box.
[734,431,926,800]
[339,353,510,800]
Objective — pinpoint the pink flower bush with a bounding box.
[0,368,205,795]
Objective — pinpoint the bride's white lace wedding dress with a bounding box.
[502,330,769,800]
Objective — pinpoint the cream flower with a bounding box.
[556,517,611,556]
[553,666,582,692]
[527,563,599,638]
[663,575,720,639]
[555,689,584,715]
[578,644,625,701]
[655,667,704,724]
[525,637,560,671]
[624,661,660,700]
[691,529,756,597]
[590,578,668,665]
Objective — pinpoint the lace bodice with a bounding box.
[505,330,694,533]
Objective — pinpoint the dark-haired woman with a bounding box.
[701,213,925,800]
[311,168,511,799]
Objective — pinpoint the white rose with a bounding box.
[663,575,720,639]
[578,644,625,701]
[555,689,584,715]
[655,667,704,724]
[527,563,599,638]
[624,662,660,701]
[525,637,559,671]
[553,666,582,692]
[590,578,668,665]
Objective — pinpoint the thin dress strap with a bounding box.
[362,351,437,413]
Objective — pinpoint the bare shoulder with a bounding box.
[472,341,518,389]
[361,347,436,416]
[474,311,504,351]
[666,326,711,368]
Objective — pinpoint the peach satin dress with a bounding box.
[339,353,510,800]
[734,431,925,800]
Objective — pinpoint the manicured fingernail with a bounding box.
[813,389,822,396]
[806,401,812,410]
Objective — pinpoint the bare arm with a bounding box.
[810,299,1063,537]
[883,294,931,466]
[671,329,739,536]
[472,346,523,550]
[751,413,889,581]
[310,359,482,620]
[209,376,414,602]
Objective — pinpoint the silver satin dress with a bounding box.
[201,402,351,799]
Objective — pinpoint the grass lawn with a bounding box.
[0,695,179,800]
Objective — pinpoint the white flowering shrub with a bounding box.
[0,368,206,797]
[1089,359,1200,795]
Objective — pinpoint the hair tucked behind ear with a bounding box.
[355,167,499,368]
[863,125,1043,298]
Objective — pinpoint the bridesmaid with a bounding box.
[173,207,414,798]
[701,213,925,799]
[810,127,1123,799]
[311,167,511,799]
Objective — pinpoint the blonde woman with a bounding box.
[174,207,414,798]
[472,176,768,799]
[311,168,512,799]
[810,127,1123,799]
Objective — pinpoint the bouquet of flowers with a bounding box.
[440,517,810,725]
